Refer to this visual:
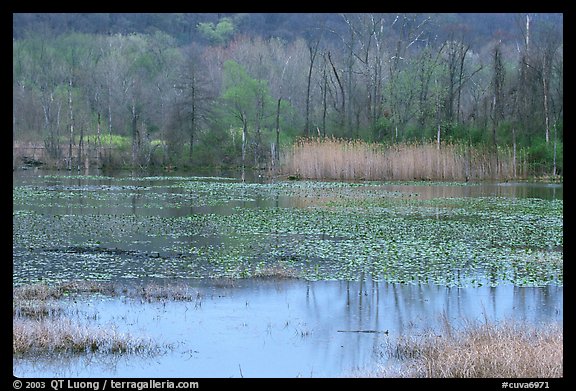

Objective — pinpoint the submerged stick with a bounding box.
[337,330,389,334]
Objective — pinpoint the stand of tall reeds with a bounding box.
[378,320,563,378]
[281,138,525,181]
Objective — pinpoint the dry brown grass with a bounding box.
[378,320,563,378]
[281,138,524,181]
[13,280,115,301]
[253,264,300,279]
[13,283,66,302]
[13,300,65,320]
[12,281,180,356]
[13,281,116,320]
[13,318,152,355]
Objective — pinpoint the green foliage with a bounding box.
[220,60,285,165]
[526,138,563,175]
[100,134,131,152]
[12,15,563,176]
[197,17,234,45]
[371,117,392,142]
[467,126,487,145]
[222,60,260,104]
[222,60,273,107]
[192,125,239,167]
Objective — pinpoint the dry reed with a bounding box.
[379,320,563,378]
[281,138,524,181]
[13,281,115,301]
[253,264,300,279]
[13,318,152,355]
[13,281,185,356]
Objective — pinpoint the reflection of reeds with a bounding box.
[13,301,65,320]
[13,280,201,303]
[140,283,201,302]
[282,138,524,181]
[378,320,563,378]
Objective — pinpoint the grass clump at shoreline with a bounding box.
[14,280,116,300]
[13,281,116,320]
[13,318,154,356]
[12,280,195,357]
[378,320,562,378]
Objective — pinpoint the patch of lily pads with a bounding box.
[13,174,562,288]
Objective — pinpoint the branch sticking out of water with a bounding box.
[337,330,389,334]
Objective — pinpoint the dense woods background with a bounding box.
[12,13,563,177]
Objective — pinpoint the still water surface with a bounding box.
[13,278,562,378]
[13,169,563,377]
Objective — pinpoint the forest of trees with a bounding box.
[12,13,563,176]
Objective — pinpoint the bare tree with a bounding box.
[304,27,324,137]
[491,42,505,175]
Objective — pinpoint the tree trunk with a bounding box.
[108,85,113,166]
[96,112,102,168]
[275,98,281,163]
[131,103,139,166]
[435,78,441,150]
[78,124,84,172]
[328,51,345,129]
[254,93,264,166]
[512,126,517,178]
[492,45,504,179]
[189,114,195,164]
[68,77,74,171]
[321,54,328,137]
[242,118,247,168]
[552,120,557,176]
[492,95,499,178]
[542,62,550,143]
[456,45,469,124]
[189,83,196,164]
[304,44,318,138]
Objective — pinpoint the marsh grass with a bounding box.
[13,318,154,355]
[139,282,202,302]
[253,264,301,279]
[13,281,116,320]
[13,280,200,356]
[13,280,199,303]
[282,138,525,181]
[13,283,67,302]
[13,280,116,301]
[378,320,563,378]
[13,301,66,320]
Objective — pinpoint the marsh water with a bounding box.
[13,169,563,377]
